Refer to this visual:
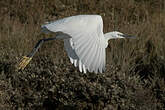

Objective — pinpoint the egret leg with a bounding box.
[17,37,56,70]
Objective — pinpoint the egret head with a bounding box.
[104,31,136,41]
[110,31,136,39]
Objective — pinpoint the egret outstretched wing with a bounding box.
[42,15,106,73]
[64,38,86,72]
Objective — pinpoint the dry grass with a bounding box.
[0,0,165,109]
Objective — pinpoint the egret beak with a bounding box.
[119,34,136,39]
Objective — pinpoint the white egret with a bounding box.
[17,15,135,73]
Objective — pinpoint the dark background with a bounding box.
[0,0,165,109]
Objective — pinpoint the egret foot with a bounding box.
[17,56,32,70]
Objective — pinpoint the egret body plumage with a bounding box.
[17,15,135,73]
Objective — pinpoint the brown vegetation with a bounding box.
[0,0,165,109]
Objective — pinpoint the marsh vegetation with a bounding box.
[0,0,165,109]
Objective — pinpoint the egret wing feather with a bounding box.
[42,15,106,73]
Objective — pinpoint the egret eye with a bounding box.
[117,34,123,36]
